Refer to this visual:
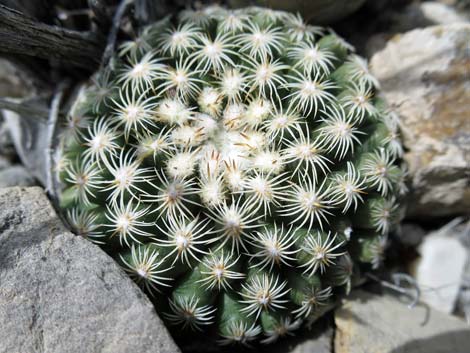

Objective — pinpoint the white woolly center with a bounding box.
[149,138,167,151]
[306,48,318,60]
[223,104,245,130]
[266,240,280,259]
[201,180,224,206]
[301,192,320,210]
[222,73,243,96]
[167,153,196,179]
[124,105,141,122]
[224,211,242,237]
[214,267,224,279]
[159,99,191,125]
[195,114,218,136]
[175,233,190,250]
[76,174,87,186]
[116,213,132,232]
[301,81,318,96]
[137,267,149,278]
[297,143,315,159]
[355,95,366,105]
[174,70,188,84]
[315,250,326,260]
[273,115,288,128]
[376,165,387,177]
[90,133,110,151]
[252,151,283,174]
[256,64,272,83]
[252,32,269,47]
[257,292,270,306]
[249,177,272,201]
[115,167,132,188]
[225,169,244,191]
[131,63,148,78]
[204,42,222,58]
[166,183,183,202]
[335,122,351,137]
[172,32,187,45]
[172,126,201,146]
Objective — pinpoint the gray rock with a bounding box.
[456,221,470,323]
[365,2,469,59]
[262,320,333,353]
[410,219,468,314]
[456,287,470,324]
[0,165,36,187]
[335,290,470,353]
[0,187,180,353]
[285,327,332,353]
[420,2,469,24]
[0,57,50,186]
[0,155,11,170]
[0,58,36,98]
[370,24,470,217]
[398,223,427,247]
[3,109,50,186]
[0,119,16,162]
[392,2,469,32]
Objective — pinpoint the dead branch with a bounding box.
[0,5,104,70]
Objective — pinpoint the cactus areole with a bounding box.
[58,6,406,347]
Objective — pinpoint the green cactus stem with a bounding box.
[58,5,406,346]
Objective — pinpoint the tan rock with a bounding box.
[335,290,470,353]
[420,2,469,24]
[370,24,470,217]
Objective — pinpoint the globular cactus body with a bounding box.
[58,6,406,346]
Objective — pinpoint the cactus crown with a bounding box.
[58,5,406,347]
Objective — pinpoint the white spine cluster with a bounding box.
[59,5,405,346]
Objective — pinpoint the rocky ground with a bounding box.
[0,1,469,352]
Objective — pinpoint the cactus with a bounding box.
[57,6,406,346]
[228,0,367,24]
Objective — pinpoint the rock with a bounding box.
[457,291,470,324]
[364,1,469,58]
[0,118,16,161]
[420,2,469,24]
[370,24,470,218]
[263,320,333,353]
[392,2,469,32]
[438,0,470,13]
[410,219,468,314]
[285,327,332,353]
[0,187,180,353]
[335,289,470,353]
[0,165,36,187]
[0,57,49,186]
[455,221,470,323]
[0,58,36,98]
[0,155,11,170]
[398,223,427,247]
[3,109,49,186]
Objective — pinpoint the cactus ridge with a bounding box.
[58,5,406,346]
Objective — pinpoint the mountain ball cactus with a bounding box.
[228,0,367,24]
[58,6,406,346]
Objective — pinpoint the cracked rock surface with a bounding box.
[0,187,180,353]
[370,24,470,218]
[334,290,470,353]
